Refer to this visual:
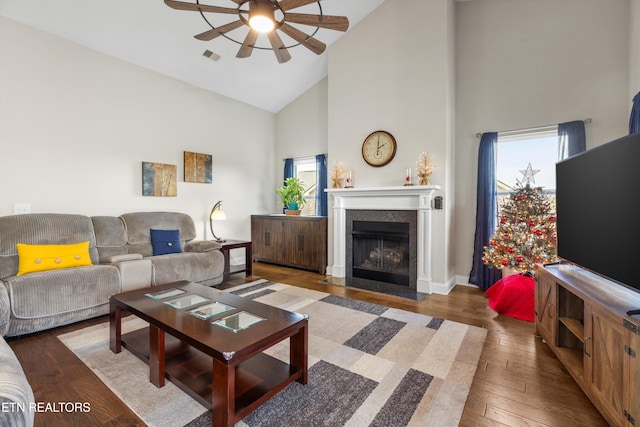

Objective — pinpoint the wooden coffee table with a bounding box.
[109,281,308,427]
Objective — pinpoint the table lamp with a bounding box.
[209,200,227,242]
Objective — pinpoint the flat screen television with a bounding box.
[555,132,640,294]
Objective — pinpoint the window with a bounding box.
[293,158,317,216]
[496,126,558,217]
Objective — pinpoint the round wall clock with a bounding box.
[362,130,397,167]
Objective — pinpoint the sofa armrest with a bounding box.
[184,240,221,253]
[0,282,10,337]
[102,253,143,263]
[101,254,151,292]
[0,337,35,427]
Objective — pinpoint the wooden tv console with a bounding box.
[535,264,640,427]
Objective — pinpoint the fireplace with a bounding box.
[352,220,410,286]
[346,210,417,289]
[326,185,440,294]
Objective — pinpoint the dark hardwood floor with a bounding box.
[7,262,607,426]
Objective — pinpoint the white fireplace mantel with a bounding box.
[326,185,441,294]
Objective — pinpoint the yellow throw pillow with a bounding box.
[17,241,93,276]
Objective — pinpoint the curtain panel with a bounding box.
[558,120,586,160]
[469,132,502,290]
[630,92,640,134]
[315,154,328,216]
[283,158,294,182]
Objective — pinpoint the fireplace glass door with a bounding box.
[351,220,410,286]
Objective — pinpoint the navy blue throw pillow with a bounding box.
[150,229,182,256]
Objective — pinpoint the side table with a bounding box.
[218,239,252,277]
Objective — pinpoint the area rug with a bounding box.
[58,279,487,426]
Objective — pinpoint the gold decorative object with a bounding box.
[330,162,345,188]
[416,152,435,185]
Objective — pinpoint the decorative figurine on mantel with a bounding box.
[417,152,435,185]
[404,167,413,186]
[330,161,345,188]
[345,169,353,188]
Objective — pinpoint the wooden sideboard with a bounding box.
[251,215,327,274]
[535,264,640,427]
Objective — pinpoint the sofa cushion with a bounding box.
[0,214,99,280]
[16,241,92,276]
[91,216,129,262]
[150,229,182,256]
[150,252,223,286]
[121,212,196,257]
[5,265,120,320]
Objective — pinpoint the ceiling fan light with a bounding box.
[249,2,275,32]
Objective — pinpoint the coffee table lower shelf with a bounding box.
[121,327,303,421]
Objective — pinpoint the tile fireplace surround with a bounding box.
[326,185,441,294]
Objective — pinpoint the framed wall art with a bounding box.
[142,162,177,196]
[184,151,212,183]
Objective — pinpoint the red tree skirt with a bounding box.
[485,273,535,322]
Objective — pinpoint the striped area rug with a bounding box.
[58,280,487,426]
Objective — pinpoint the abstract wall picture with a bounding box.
[184,151,212,183]
[142,162,177,196]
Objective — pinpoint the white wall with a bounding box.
[0,17,277,242]
[327,0,456,288]
[631,0,640,98]
[454,0,631,281]
[274,78,328,208]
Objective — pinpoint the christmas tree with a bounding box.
[483,164,558,273]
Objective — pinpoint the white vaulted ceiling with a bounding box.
[0,0,386,112]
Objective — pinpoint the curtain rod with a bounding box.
[282,154,327,161]
[475,118,592,138]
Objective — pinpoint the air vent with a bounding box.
[202,50,221,62]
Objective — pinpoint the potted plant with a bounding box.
[276,177,306,215]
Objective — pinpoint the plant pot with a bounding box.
[287,202,299,211]
[285,209,301,216]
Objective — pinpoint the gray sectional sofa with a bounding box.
[0,211,225,427]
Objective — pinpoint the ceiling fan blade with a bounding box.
[279,23,325,55]
[285,13,349,31]
[278,0,320,12]
[164,0,239,15]
[267,30,292,64]
[237,29,259,58]
[195,20,245,41]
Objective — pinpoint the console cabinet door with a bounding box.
[251,217,285,264]
[535,270,556,344]
[626,328,640,427]
[584,304,627,426]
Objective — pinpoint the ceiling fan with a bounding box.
[164,0,350,64]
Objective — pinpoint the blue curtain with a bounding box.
[558,120,586,160]
[283,158,294,182]
[630,92,640,134]
[315,154,328,216]
[469,132,502,290]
